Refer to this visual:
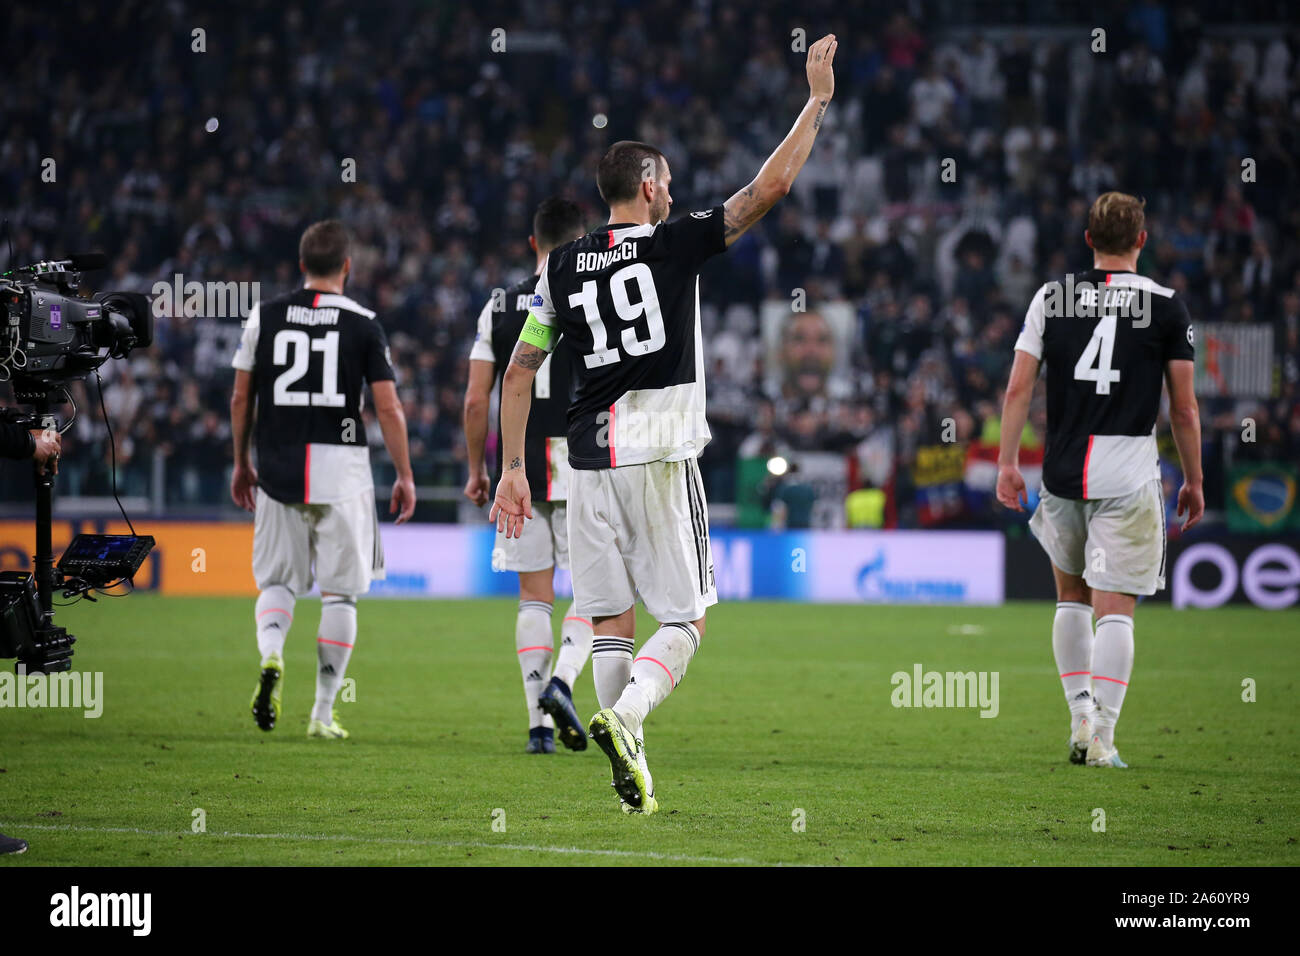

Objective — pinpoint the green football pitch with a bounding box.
[1,596,1295,866]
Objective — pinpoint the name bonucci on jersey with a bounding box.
[575,242,639,273]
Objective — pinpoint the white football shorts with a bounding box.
[567,457,717,622]
[252,486,385,597]
[494,500,569,573]
[1029,478,1166,596]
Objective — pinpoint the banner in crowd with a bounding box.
[0,520,1005,605]
[1227,463,1298,533]
[916,440,1043,525]
[1194,323,1274,398]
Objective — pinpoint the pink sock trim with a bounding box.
[635,656,675,688]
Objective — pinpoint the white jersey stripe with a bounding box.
[311,292,377,318]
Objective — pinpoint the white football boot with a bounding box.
[1069,712,1097,764]
[1085,734,1128,768]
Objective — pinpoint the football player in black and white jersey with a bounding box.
[231,220,417,739]
[491,35,838,812]
[997,192,1203,768]
[463,198,592,755]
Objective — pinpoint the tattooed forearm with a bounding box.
[812,99,828,131]
[723,185,761,243]
[510,342,548,370]
[508,456,522,470]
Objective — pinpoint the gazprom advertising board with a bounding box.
[378,525,1005,605]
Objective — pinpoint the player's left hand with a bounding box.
[489,471,533,538]
[1176,481,1204,531]
[390,474,417,525]
[996,465,1028,512]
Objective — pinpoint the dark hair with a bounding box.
[596,141,667,205]
[299,220,350,276]
[532,197,585,252]
[1088,192,1146,254]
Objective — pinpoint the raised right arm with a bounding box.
[723,33,837,246]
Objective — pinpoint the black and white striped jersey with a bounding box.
[469,273,577,501]
[1014,269,1195,500]
[523,208,727,469]
[232,288,395,504]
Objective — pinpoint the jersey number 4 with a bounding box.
[272,329,346,407]
[1073,316,1121,395]
[569,263,666,369]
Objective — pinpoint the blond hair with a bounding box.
[1088,192,1146,255]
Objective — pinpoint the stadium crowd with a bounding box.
[2,1,1297,528]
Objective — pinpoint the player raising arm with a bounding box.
[491,34,837,814]
[719,36,837,247]
[492,32,838,532]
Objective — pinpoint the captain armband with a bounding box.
[518,313,556,352]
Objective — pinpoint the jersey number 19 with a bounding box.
[569,263,666,370]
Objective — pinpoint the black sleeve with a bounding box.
[366,321,397,384]
[0,421,34,460]
[1164,296,1195,363]
[662,206,727,269]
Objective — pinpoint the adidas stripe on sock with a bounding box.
[516,600,554,729]
[312,595,357,724]
[255,585,294,663]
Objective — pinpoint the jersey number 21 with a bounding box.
[272,329,346,407]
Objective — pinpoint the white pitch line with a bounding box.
[17,823,812,866]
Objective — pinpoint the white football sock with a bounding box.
[312,595,357,724]
[591,635,634,709]
[255,585,294,663]
[516,600,554,729]
[613,621,701,740]
[553,604,593,691]
[1091,614,1135,748]
[1052,601,1096,728]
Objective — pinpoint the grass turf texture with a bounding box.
[1,597,1295,866]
